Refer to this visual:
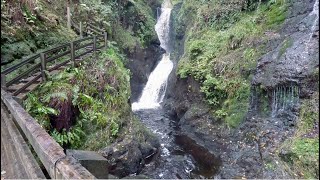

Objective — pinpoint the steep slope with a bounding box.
[2,0,164,178]
[166,0,319,178]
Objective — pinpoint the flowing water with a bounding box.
[307,0,319,44]
[131,0,220,178]
[131,1,173,111]
[271,84,300,118]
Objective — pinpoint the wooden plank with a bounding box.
[73,36,93,44]
[1,89,96,179]
[67,7,71,29]
[48,59,70,72]
[75,42,94,51]
[1,54,40,75]
[71,20,80,33]
[71,42,75,67]
[96,45,105,50]
[80,22,83,38]
[46,50,71,63]
[87,23,104,33]
[1,103,46,179]
[75,49,93,60]
[1,73,6,88]
[1,114,18,178]
[93,36,97,52]
[87,27,103,35]
[104,32,108,48]
[6,63,41,87]
[42,43,69,55]
[40,53,46,82]
[13,74,41,96]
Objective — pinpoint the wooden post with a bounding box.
[93,36,98,58]
[40,53,47,82]
[70,41,75,67]
[104,32,108,49]
[1,74,6,89]
[67,6,71,29]
[80,22,83,38]
[93,36,97,52]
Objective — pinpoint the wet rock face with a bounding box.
[162,0,318,179]
[99,135,160,178]
[126,42,165,103]
[252,0,319,96]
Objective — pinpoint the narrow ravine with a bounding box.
[131,0,221,178]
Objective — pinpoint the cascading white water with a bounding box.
[132,0,173,111]
[307,0,319,44]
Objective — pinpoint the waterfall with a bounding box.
[132,0,173,111]
[307,0,319,45]
[271,83,300,117]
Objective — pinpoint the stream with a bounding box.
[131,0,221,178]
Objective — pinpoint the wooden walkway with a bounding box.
[0,21,107,179]
[1,103,46,179]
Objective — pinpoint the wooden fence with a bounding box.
[0,21,109,179]
[1,89,96,179]
[1,31,107,97]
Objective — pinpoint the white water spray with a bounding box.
[307,0,319,45]
[132,0,173,111]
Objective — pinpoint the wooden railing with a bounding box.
[0,22,110,179]
[71,19,105,37]
[1,89,96,179]
[1,31,107,96]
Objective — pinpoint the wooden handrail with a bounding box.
[75,42,94,51]
[73,36,94,44]
[46,50,71,63]
[1,89,96,179]
[87,23,105,33]
[6,63,41,87]
[1,54,40,75]
[87,26,104,35]
[42,42,69,54]
[0,16,109,179]
[1,28,108,96]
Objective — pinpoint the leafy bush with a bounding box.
[24,47,131,149]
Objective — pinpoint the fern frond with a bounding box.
[43,92,68,103]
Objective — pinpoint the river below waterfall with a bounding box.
[131,0,221,178]
[133,108,220,179]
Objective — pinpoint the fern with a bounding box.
[43,92,68,103]
[110,120,119,136]
[50,125,85,147]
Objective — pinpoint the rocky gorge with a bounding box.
[2,0,318,178]
[159,0,319,178]
[103,0,319,178]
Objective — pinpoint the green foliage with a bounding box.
[112,24,137,53]
[51,126,85,148]
[24,93,58,130]
[279,93,319,179]
[176,0,288,128]
[1,0,77,69]
[200,75,227,106]
[265,0,288,28]
[21,4,37,24]
[78,0,157,49]
[24,47,131,149]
